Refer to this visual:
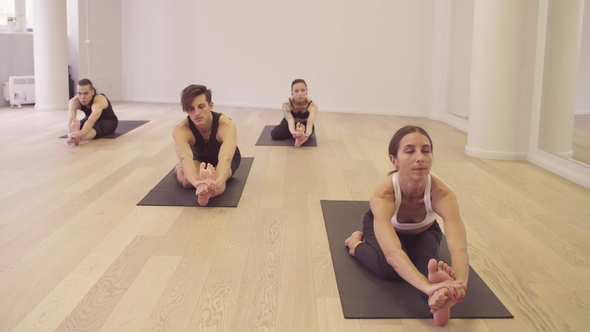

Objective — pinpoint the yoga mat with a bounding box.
[60,120,150,139]
[137,157,253,207]
[320,200,513,319]
[255,125,317,147]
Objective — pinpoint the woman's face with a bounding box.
[390,132,432,179]
[291,83,308,101]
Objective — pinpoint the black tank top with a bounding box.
[289,99,313,120]
[80,93,117,120]
[188,111,225,164]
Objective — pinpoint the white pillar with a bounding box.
[33,0,68,111]
[537,0,585,157]
[465,0,539,160]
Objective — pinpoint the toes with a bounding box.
[428,259,437,274]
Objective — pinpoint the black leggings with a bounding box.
[354,209,442,281]
[194,147,241,179]
[270,118,314,140]
[80,117,118,138]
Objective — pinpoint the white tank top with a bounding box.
[391,172,438,230]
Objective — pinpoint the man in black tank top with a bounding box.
[173,84,241,206]
[66,78,118,145]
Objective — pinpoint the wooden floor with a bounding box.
[1,103,589,332]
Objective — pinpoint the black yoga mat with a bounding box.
[320,200,513,319]
[60,120,150,139]
[255,125,317,147]
[137,157,253,207]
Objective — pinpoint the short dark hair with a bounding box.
[78,78,95,93]
[388,125,433,173]
[291,79,307,89]
[181,84,212,111]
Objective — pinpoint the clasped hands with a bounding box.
[427,279,467,310]
[292,123,310,144]
[66,131,84,146]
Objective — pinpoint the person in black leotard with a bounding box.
[173,84,241,206]
[271,79,318,147]
[66,78,118,145]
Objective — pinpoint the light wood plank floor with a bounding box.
[1,103,589,332]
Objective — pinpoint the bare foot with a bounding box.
[344,231,363,256]
[196,163,217,206]
[427,259,457,326]
[294,123,306,147]
[70,119,80,132]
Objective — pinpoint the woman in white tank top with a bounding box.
[344,125,470,326]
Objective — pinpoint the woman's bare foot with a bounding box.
[427,259,458,326]
[344,231,364,256]
[294,123,306,147]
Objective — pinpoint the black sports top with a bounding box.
[289,98,313,120]
[80,93,117,120]
[187,111,240,165]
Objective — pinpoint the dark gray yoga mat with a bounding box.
[255,125,317,146]
[137,157,253,207]
[60,120,149,138]
[321,200,513,319]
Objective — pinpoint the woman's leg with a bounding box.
[270,118,292,140]
[403,222,443,278]
[346,209,401,280]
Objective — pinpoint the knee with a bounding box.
[270,128,283,140]
[175,170,194,189]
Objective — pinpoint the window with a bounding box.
[0,0,15,25]
[1,0,32,32]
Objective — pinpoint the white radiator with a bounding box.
[6,76,36,108]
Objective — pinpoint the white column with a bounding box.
[465,0,539,160]
[33,0,68,111]
[537,0,585,157]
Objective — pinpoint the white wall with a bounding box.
[68,0,122,101]
[576,1,590,114]
[0,34,34,106]
[122,0,436,115]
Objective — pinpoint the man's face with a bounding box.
[186,94,213,125]
[77,85,93,105]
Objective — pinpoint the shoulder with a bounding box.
[173,118,193,141]
[93,94,109,107]
[174,117,190,134]
[430,174,453,197]
[69,95,81,107]
[308,99,318,111]
[429,174,459,212]
[373,174,395,200]
[218,114,237,135]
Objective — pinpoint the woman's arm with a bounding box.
[304,101,318,135]
[431,176,469,286]
[282,100,296,134]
